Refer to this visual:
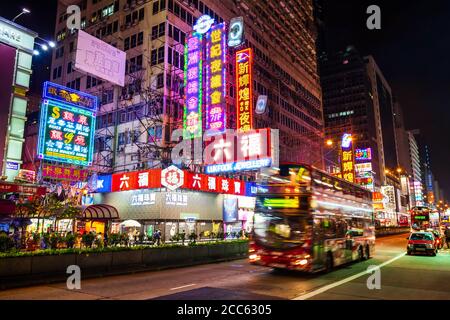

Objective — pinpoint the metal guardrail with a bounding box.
[376,227,410,237]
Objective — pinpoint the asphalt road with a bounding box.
[0,233,449,300]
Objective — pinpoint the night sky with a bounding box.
[0,0,448,196]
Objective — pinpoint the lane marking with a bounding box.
[169,283,196,291]
[292,253,406,300]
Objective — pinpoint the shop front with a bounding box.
[93,166,257,241]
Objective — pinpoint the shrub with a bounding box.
[0,233,14,252]
[49,234,61,249]
[65,233,77,248]
[81,233,95,248]
[108,233,121,246]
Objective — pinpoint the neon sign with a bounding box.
[340,133,355,183]
[183,33,203,139]
[43,81,98,110]
[37,99,96,166]
[205,23,227,134]
[204,128,273,173]
[355,148,372,161]
[228,17,244,47]
[236,48,253,132]
[193,15,215,34]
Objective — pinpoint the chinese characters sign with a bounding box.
[97,168,248,196]
[236,48,253,132]
[42,164,89,181]
[340,133,355,183]
[184,33,203,139]
[111,169,161,192]
[205,23,227,134]
[37,100,96,166]
[43,81,98,110]
[204,128,272,173]
[355,148,372,161]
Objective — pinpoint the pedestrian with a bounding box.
[445,227,450,249]
[154,229,161,246]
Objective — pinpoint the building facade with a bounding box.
[0,17,37,181]
[49,0,324,176]
[320,47,388,188]
[406,130,423,206]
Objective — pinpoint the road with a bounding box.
[1,233,449,300]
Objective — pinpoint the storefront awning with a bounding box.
[79,204,119,220]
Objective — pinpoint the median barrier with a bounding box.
[0,241,249,289]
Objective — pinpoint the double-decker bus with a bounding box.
[249,164,375,273]
[410,206,440,231]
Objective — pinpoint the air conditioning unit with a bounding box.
[132,19,138,26]
[123,4,130,11]
[137,0,144,4]
[131,0,137,8]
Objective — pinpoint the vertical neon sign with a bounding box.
[236,48,253,132]
[183,33,203,139]
[341,133,355,183]
[205,23,227,134]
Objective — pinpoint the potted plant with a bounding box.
[180,232,186,245]
[65,232,77,249]
[81,232,95,248]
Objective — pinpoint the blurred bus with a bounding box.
[249,164,375,273]
[410,206,440,231]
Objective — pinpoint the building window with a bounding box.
[156,73,164,89]
[139,8,145,20]
[67,62,73,74]
[137,32,143,45]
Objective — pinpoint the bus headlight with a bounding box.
[292,259,308,266]
[249,254,260,261]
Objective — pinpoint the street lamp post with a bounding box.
[12,8,31,22]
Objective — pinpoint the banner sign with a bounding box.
[42,164,89,181]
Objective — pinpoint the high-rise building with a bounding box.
[320,46,391,188]
[406,130,423,206]
[50,0,323,174]
[0,17,37,181]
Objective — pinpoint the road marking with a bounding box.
[170,283,196,291]
[292,253,406,300]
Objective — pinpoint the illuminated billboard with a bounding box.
[228,17,244,47]
[204,128,273,173]
[355,148,372,161]
[75,30,126,87]
[43,81,98,110]
[236,48,253,132]
[340,133,355,183]
[183,33,203,139]
[205,23,227,134]
[37,99,96,167]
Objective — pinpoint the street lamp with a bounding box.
[12,8,31,22]
[326,139,333,147]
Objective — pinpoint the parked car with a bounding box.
[406,231,437,256]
